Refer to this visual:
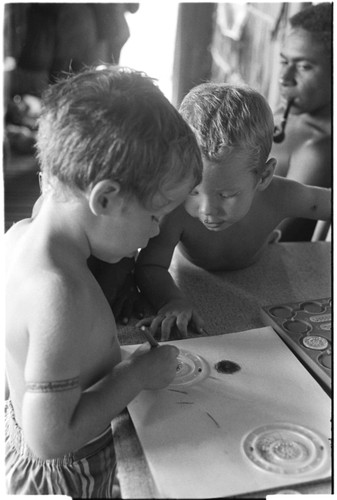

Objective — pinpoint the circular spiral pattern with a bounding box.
[170,350,207,386]
[242,423,327,475]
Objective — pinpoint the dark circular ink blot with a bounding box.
[215,360,241,374]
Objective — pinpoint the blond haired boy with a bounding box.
[136,83,331,339]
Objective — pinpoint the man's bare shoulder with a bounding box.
[296,133,331,159]
[289,134,331,186]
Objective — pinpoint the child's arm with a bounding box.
[136,206,205,340]
[88,254,145,324]
[275,177,331,221]
[22,277,179,459]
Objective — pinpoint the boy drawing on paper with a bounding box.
[5,66,202,497]
[136,83,331,340]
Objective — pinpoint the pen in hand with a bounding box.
[140,325,159,348]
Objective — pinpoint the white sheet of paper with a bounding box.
[124,327,331,498]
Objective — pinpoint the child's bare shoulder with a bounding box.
[260,176,305,218]
[267,175,302,197]
[5,218,31,246]
[267,175,330,220]
[6,222,92,331]
[262,175,290,204]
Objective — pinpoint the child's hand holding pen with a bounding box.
[129,326,179,389]
[140,325,160,348]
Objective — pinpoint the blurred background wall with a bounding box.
[2,2,316,230]
[4,2,309,109]
[172,2,307,108]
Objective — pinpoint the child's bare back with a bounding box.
[6,209,120,431]
[5,66,203,497]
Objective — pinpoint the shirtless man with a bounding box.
[272,2,332,241]
[136,83,331,339]
[5,66,202,496]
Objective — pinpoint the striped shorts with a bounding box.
[5,399,118,498]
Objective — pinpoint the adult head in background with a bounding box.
[271,2,332,241]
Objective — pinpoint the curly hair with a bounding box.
[36,66,202,206]
[290,3,332,58]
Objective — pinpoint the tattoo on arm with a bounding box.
[26,377,80,393]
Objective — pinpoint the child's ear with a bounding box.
[257,158,276,191]
[89,180,121,215]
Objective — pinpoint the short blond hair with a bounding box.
[179,82,274,174]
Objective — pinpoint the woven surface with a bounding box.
[114,241,331,498]
[117,241,331,342]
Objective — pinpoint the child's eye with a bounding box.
[152,215,160,223]
[219,192,238,199]
[189,189,199,196]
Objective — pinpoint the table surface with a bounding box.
[113,242,332,499]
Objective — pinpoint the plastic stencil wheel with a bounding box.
[170,350,207,387]
[242,423,327,475]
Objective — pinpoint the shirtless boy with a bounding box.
[271,2,332,240]
[5,66,202,496]
[136,83,331,340]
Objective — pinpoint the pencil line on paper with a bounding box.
[206,411,221,428]
[168,388,188,395]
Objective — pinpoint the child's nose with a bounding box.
[199,197,218,217]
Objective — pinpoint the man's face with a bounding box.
[279,27,331,115]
